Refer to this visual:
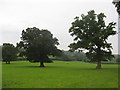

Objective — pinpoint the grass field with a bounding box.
[0,62,2,89]
[2,61,118,88]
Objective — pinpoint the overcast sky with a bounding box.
[0,0,118,54]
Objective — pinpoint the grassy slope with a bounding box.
[2,61,118,88]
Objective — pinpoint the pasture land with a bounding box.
[2,61,118,88]
[0,61,2,89]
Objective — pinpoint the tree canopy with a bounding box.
[113,1,120,14]
[2,43,18,64]
[69,10,116,69]
[17,27,61,67]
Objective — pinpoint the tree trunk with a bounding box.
[8,61,10,64]
[96,61,102,69]
[6,61,8,64]
[40,62,45,67]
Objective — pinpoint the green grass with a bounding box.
[0,61,2,89]
[2,61,118,88]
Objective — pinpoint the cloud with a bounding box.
[0,0,118,54]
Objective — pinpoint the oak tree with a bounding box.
[2,43,18,64]
[17,27,61,67]
[69,10,116,69]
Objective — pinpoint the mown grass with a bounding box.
[0,61,2,89]
[2,61,118,88]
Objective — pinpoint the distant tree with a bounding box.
[116,55,120,63]
[69,10,116,69]
[17,27,61,67]
[57,50,87,61]
[0,46,2,61]
[17,48,26,57]
[60,51,71,61]
[113,1,120,15]
[73,51,87,61]
[55,50,87,61]
[2,43,18,64]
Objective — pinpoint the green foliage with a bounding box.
[69,10,116,69]
[113,1,120,15]
[2,43,18,64]
[116,55,120,63]
[17,27,61,66]
[17,48,26,57]
[58,50,87,61]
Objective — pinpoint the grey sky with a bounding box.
[0,0,118,54]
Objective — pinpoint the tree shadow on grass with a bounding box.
[17,65,65,69]
[70,68,96,71]
[16,65,118,72]
[18,66,42,68]
[68,67,118,71]
[17,65,98,70]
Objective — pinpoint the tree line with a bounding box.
[2,10,117,69]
